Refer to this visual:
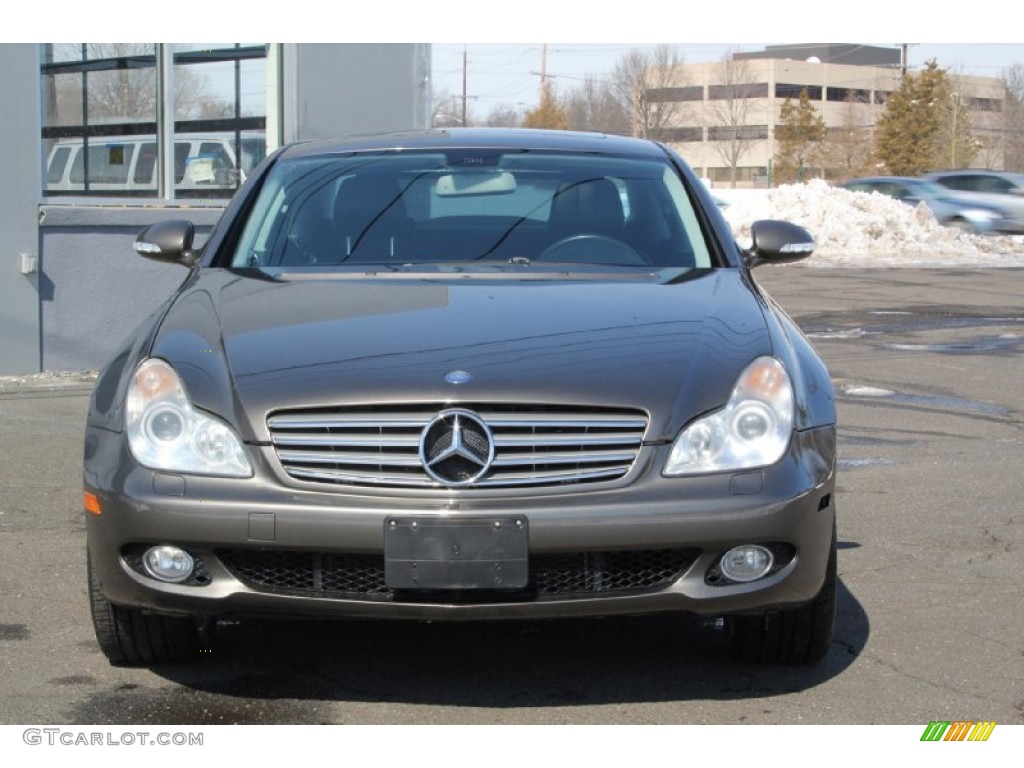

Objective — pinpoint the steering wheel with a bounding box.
[537,234,648,265]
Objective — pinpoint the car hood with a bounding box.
[150,269,772,443]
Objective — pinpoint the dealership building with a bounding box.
[1,43,431,376]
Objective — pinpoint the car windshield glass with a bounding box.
[911,180,951,198]
[229,150,712,271]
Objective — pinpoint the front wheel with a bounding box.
[88,554,201,666]
[726,527,837,665]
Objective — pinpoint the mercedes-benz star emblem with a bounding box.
[444,370,473,385]
[419,409,494,486]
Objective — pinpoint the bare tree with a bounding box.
[611,45,688,138]
[47,44,220,126]
[561,76,629,134]
[196,96,237,120]
[821,95,876,182]
[704,54,763,188]
[484,103,524,128]
[1002,63,1024,171]
[431,89,474,127]
[935,68,979,170]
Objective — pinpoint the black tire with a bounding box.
[727,528,837,665]
[88,553,200,666]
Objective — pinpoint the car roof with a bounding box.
[926,169,1024,180]
[279,128,670,160]
[843,176,921,185]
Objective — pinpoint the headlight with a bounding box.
[126,358,252,477]
[664,356,794,476]
[963,209,999,222]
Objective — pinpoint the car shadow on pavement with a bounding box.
[74,567,870,724]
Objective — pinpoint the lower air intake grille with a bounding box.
[218,548,698,601]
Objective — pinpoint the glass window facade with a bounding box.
[652,127,704,142]
[708,83,769,100]
[708,125,769,141]
[647,86,705,103]
[40,43,269,200]
[826,87,871,103]
[707,166,768,183]
[776,83,822,101]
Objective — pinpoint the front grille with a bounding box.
[267,403,648,489]
[218,548,698,601]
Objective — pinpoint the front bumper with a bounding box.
[85,424,836,622]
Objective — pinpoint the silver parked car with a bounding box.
[924,169,1024,234]
[85,129,837,666]
[841,176,1010,234]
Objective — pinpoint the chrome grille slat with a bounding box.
[277,450,423,467]
[492,450,637,466]
[288,467,434,487]
[492,433,644,447]
[272,434,421,448]
[268,415,430,429]
[473,467,628,486]
[268,404,648,490]
[482,416,647,428]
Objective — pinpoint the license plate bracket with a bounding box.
[384,516,528,590]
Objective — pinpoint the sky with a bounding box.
[431,43,1024,118]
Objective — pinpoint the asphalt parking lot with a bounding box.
[1,267,1022,725]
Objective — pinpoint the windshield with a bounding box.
[229,150,712,272]
[909,180,952,198]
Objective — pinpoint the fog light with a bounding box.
[719,545,773,582]
[142,545,195,583]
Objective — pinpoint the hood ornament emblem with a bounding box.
[444,370,473,385]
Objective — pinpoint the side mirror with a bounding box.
[745,220,815,268]
[134,220,199,268]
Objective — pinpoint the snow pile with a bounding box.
[718,179,1024,267]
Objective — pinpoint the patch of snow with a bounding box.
[842,385,897,397]
[806,328,873,340]
[0,371,98,392]
[717,180,1024,267]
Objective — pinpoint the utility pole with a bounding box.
[461,44,467,126]
[540,43,548,103]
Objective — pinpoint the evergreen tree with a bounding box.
[874,59,975,175]
[774,88,827,183]
[523,82,568,130]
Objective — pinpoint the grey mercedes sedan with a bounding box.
[84,128,837,666]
